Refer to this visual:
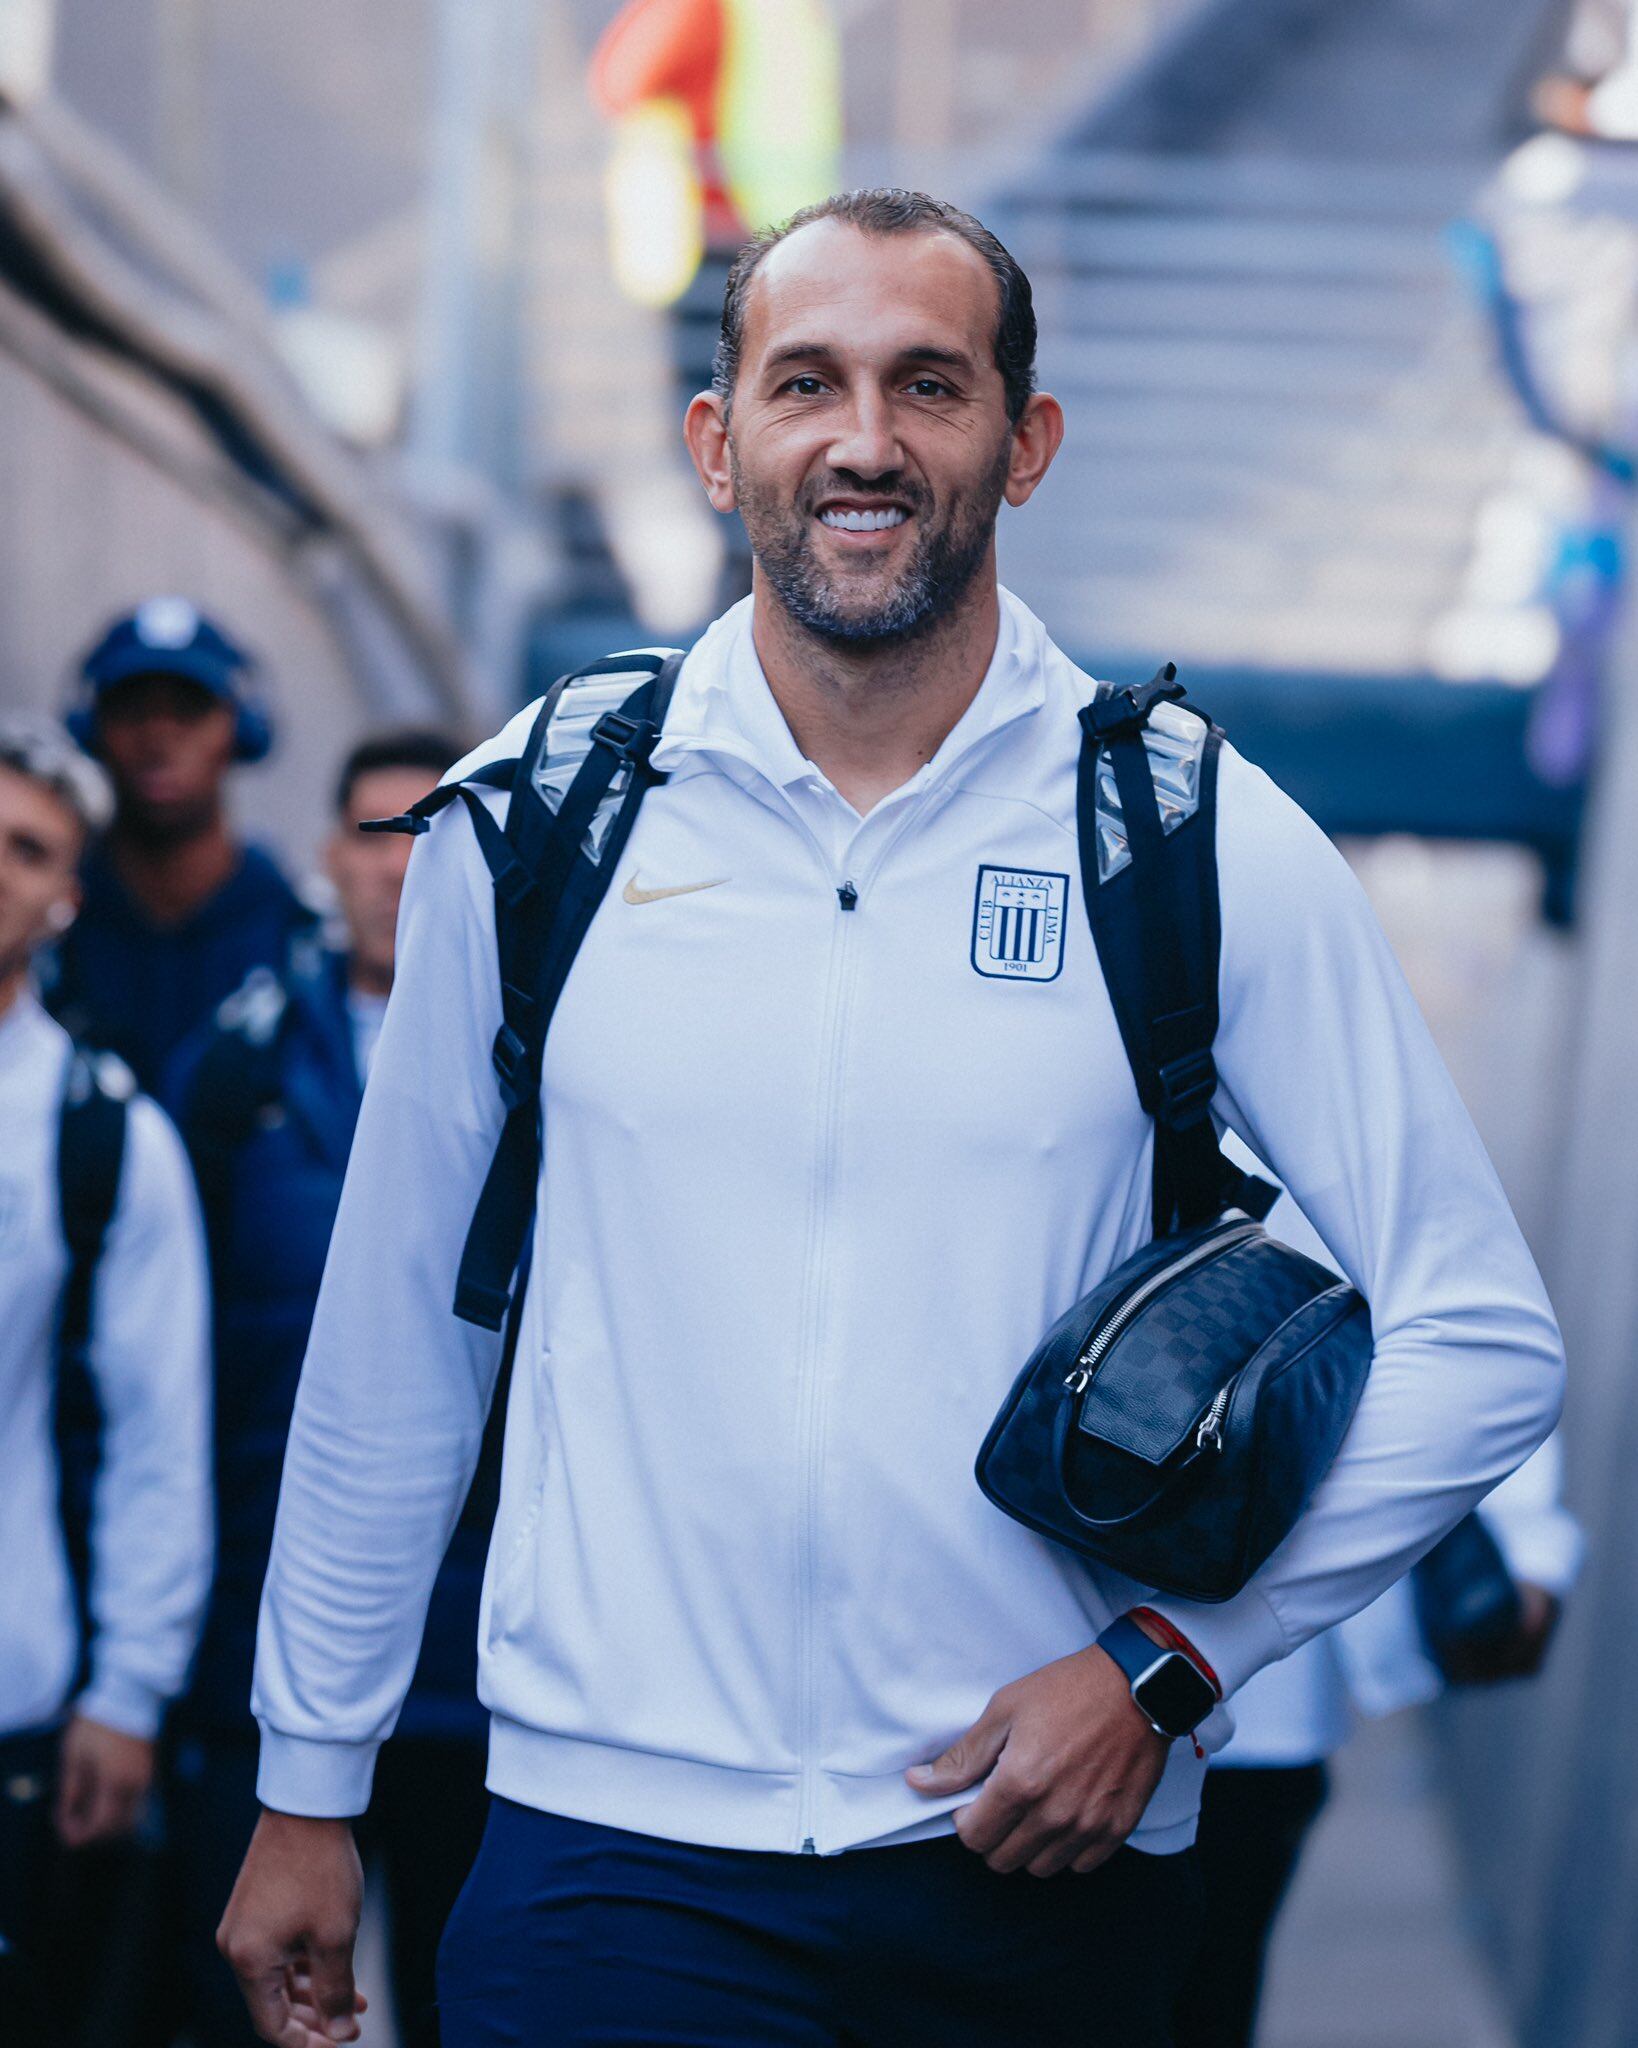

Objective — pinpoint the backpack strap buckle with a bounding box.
[490,1022,533,1112]
[1081,664,1184,742]
[1155,1047,1217,1129]
[591,709,663,770]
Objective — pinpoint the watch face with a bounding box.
[1134,1653,1215,1737]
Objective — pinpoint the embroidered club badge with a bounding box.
[971,865,1069,982]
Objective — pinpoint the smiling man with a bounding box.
[218,192,1563,2048]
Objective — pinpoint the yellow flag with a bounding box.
[603,96,707,308]
[717,0,841,234]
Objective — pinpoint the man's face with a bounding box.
[708,221,1021,648]
[0,762,84,987]
[324,766,442,989]
[93,674,238,840]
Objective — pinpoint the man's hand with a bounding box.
[55,1714,155,1847]
[217,1812,368,2047]
[1442,1582,1562,1687]
[906,1644,1170,1877]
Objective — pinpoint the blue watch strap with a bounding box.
[1096,1615,1215,1737]
[1097,1615,1170,1690]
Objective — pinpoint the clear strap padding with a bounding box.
[530,666,675,863]
[1094,699,1208,882]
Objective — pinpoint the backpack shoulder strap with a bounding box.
[441,648,686,1333]
[56,1048,133,1371]
[1076,666,1277,1235]
[54,1048,134,1653]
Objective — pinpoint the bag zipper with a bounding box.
[1194,1382,1231,1451]
[1061,1221,1258,1395]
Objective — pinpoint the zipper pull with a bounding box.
[837,881,859,911]
[1195,1385,1231,1451]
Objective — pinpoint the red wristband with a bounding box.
[1130,1607,1222,1700]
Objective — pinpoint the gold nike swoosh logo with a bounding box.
[622,872,729,906]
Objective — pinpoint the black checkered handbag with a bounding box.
[973,672,1373,1603]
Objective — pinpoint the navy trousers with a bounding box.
[1174,1762,1330,2048]
[437,1800,1201,2047]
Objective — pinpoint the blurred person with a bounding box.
[40,599,307,2044]
[1533,0,1638,138]
[161,729,485,2048]
[47,598,315,1095]
[218,192,1563,2048]
[0,717,211,2033]
[1173,1167,1583,2048]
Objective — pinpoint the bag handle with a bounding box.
[1050,1395,1206,1530]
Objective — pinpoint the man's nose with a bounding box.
[825,392,904,479]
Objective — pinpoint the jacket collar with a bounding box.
[651,587,1052,799]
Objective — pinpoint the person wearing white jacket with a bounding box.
[220,192,1565,2048]
[0,717,212,2028]
[1175,1162,1583,2048]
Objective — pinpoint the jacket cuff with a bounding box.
[255,1730,380,1818]
[1146,1582,1291,1701]
[74,1671,165,1742]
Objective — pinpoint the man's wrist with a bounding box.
[1096,1611,1220,1744]
[1127,1607,1222,1700]
[257,1808,356,1833]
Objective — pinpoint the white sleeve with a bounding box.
[1477,1433,1584,1597]
[253,803,508,1817]
[76,1096,213,1740]
[1148,748,1566,1697]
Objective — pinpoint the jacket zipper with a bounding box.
[1061,1222,1258,1395]
[794,877,857,1854]
[785,790,939,1857]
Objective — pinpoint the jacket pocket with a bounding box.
[483,1348,552,1653]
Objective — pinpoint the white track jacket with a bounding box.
[0,992,211,1742]
[254,590,1564,1855]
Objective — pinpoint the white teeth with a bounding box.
[819,507,908,531]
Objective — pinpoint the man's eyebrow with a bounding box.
[759,341,979,376]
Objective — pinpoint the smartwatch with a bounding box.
[1096,1615,1218,1740]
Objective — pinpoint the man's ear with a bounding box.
[684,391,738,513]
[1003,392,1066,510]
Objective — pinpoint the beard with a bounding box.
[731,439,1011,650]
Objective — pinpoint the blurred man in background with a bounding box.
[1175,1165,1583,2048]
[0,717,211,2035]
[163,729,486,2048]
[1533,0,1638,137]
[48,598,314,1094]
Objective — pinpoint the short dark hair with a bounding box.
[334,727,463,814]
[712,189,1038,425]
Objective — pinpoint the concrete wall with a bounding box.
[0,335,384,877]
